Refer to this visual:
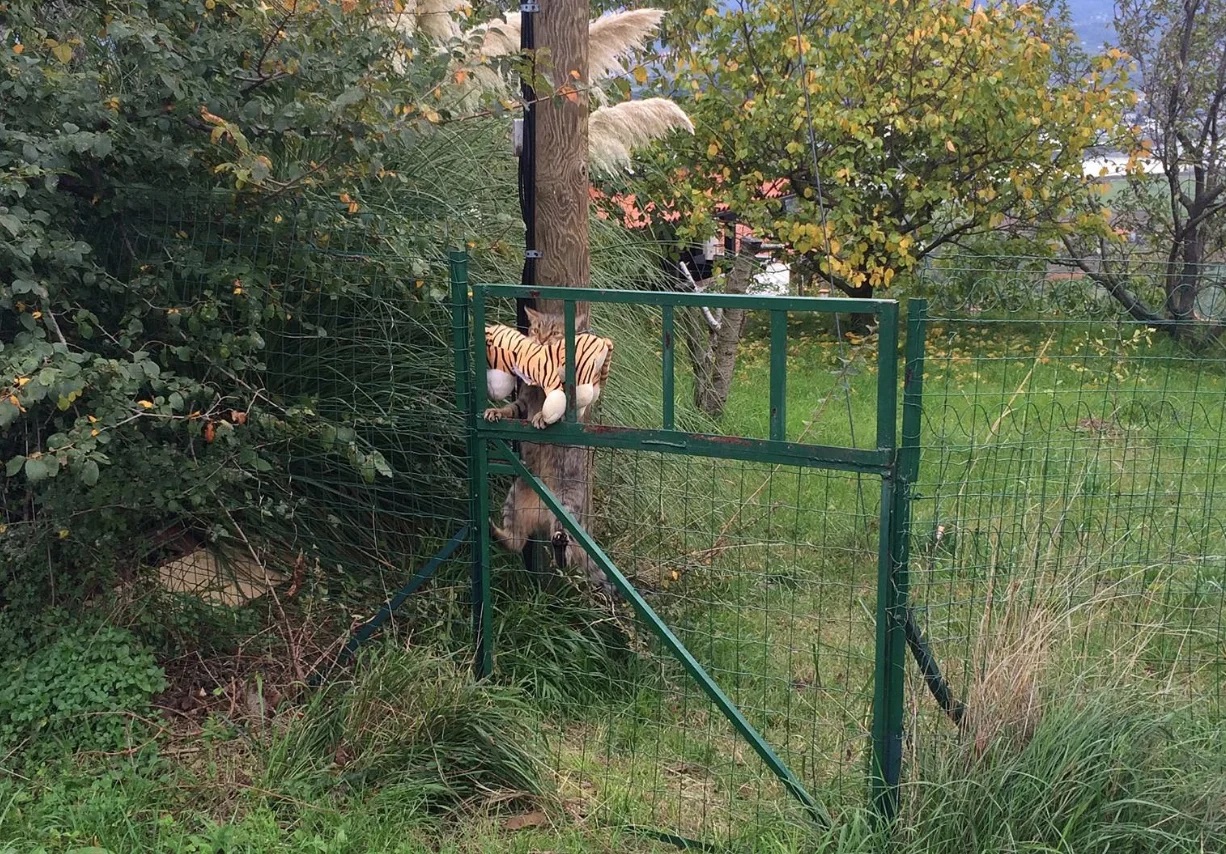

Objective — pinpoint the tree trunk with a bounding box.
[1165,236,1204,331]
[514,0,607,591]
[531,0,589,324]
[844,281,877,333]
[685,249,754,418]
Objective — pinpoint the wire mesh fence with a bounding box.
[15,182,1226,846]
[904,258,1226,777]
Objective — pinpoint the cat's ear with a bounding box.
[524,306,543,326]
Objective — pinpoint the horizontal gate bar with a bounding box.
[475,421,892,474]
[472,282,898,316]
[489,439,833,829]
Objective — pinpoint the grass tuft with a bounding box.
[263,645,547,813]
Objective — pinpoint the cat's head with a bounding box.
[524,306,565,344]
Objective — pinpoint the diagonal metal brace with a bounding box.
[490,439,832,828]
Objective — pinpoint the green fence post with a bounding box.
[451,254,493,679]
[471,283,494,678]
[870,300,928,821]
[870,301,904,821]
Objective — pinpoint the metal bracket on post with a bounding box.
[525,249,543,260]
[520,1,539,11]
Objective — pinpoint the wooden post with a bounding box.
[531,0,590,330]
[519,0,601,580]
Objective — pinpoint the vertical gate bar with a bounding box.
[449,251,471,413]
[468,282,493,678]
[564,300,577,423]
[875,302,899,450]
[871,476,901,820]
[472,439,494,678]
[472,285,488,408]
[662,305,676,430]
[769,310,788,441]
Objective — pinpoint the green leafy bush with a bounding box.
[0,625,166,759]
[0,0,482,607]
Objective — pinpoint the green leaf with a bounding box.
[6,455,27,477]
[370,451,392,478]
[81,459,100,487]
[24,457,51,483]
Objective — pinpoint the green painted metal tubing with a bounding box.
[306,525,471,688]
[769,311,788,442]
[869,474,901,821]
[661,305,675,430]
[338,526,470,665]
[564,303,578,423]
[870,299,929,822]
[474,421,892,474]
[490,439,834,829]
[473,282,897,315]
[875,301,899,451]
[451,249,494,679]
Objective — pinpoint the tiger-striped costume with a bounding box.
[484,323,613,428]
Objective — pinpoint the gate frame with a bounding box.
[449,250,926,828]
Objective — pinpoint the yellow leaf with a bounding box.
[945,139,956,153]
[707,142,720,158]
[58,529,70,539]
[138,400,154,410]
[15,377,29,387]
[51,43,73,63]
[632,65,648,85]
[87,414,97,423]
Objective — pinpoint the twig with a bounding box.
[42,307,68,346]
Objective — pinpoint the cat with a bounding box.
[486,308,615,597]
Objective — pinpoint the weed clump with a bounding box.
[0,624,167,762]
[264,646,546,813]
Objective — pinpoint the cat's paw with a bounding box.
[483,408,504,422]
[530,412,550,429]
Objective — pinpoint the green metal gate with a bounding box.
[449,251,928,843]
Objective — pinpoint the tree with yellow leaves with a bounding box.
[642,0,1132,303]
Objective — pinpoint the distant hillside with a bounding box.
[1066,0,1115,50]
